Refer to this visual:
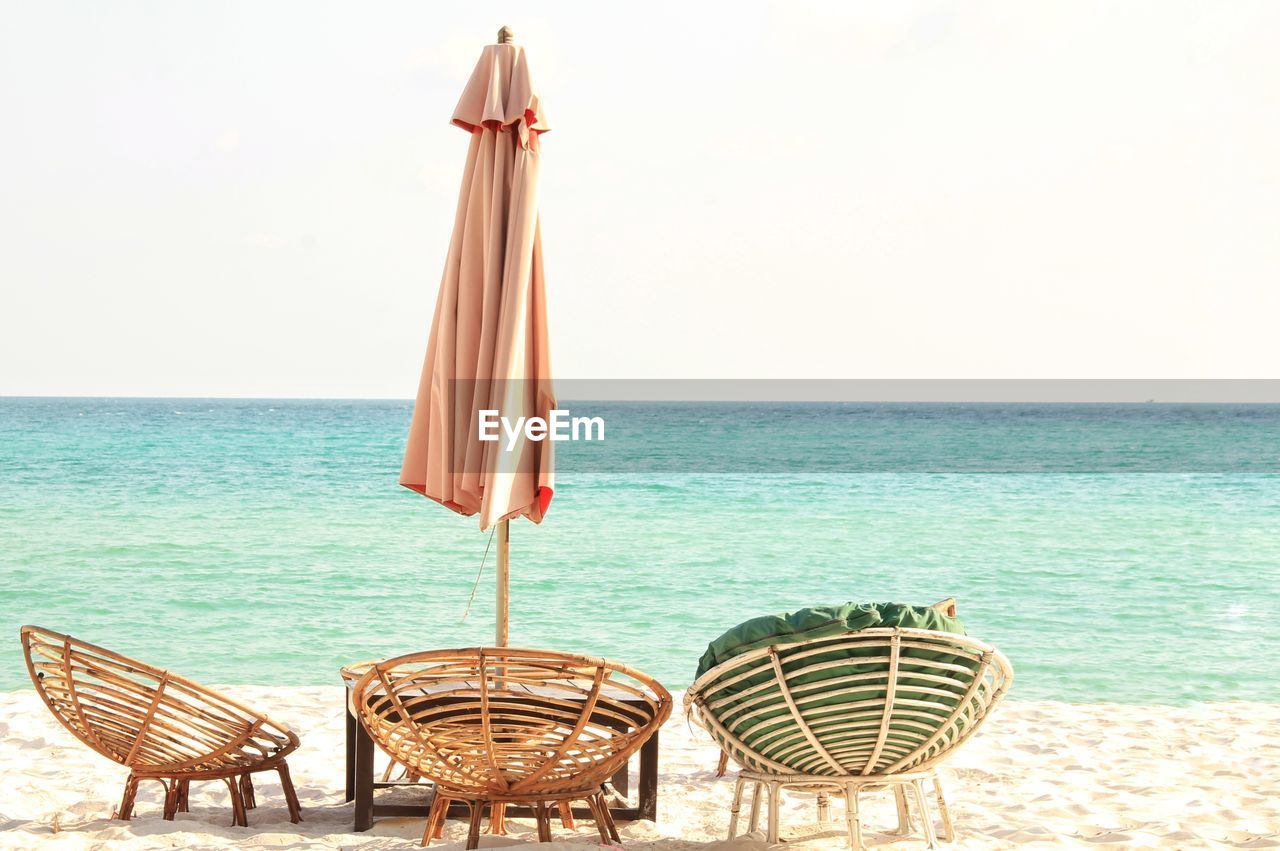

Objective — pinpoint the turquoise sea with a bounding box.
[2,397,1278,703]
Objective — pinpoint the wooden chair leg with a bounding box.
[177,779,190,813]
[277,762,302,824]
[465,801,484,851]
[596,793,621,843]
[748,781,763,833]
[586,795,610,843]
[765,782,782,845]
[239,773,257,809]
[488,802,507,835]
[557,800,575,829]
[115,774,140,820]
[910,780,938,849]
[817,791,831,823]
[844,782,864,851]
[422,793,449,847]
[162,780,180,821]
[894,784,912,834]
[534,801,553,843]
[933,774,955,842]
[224,777,248,827]
[716,751,730,777]
[727,775,747,838]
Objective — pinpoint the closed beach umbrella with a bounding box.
[400,27,555,645]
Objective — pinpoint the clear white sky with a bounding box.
[1,1,1278,398]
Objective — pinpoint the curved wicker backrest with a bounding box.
[686,628,1012,778]
[21,625,299,777]
[350,647,672,798]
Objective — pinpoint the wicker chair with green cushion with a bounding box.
[685,600,1012,850]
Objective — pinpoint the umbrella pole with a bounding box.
[496,519,510,646]
[491,25,516,652]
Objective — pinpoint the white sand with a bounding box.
[1,687,1276,849]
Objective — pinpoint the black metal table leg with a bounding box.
[345,704,356,803]
[354,714,374,831]
[638,728,659,821]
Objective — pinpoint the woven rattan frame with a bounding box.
[21,625,302,826]
[349,647,672,848]
[686,627,1012,849]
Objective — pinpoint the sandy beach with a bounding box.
[1,686,1276,849]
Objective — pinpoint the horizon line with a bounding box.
[5,379,1280,404]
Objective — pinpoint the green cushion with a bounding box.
[695,601,965,679]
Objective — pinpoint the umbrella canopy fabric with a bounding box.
[400,39,555,531]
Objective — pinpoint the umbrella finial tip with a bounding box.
[497,26,514,44]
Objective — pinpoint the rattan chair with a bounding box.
[348,647,672,848]
[20,625,302,826]
[686,627,1012,849]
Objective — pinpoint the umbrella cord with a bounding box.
[461,525,497,620]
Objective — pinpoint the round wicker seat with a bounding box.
[349,647,672,848]
[686,627,1012,849]
[21,625,302,826]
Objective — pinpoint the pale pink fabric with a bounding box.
[400,43,554,530]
